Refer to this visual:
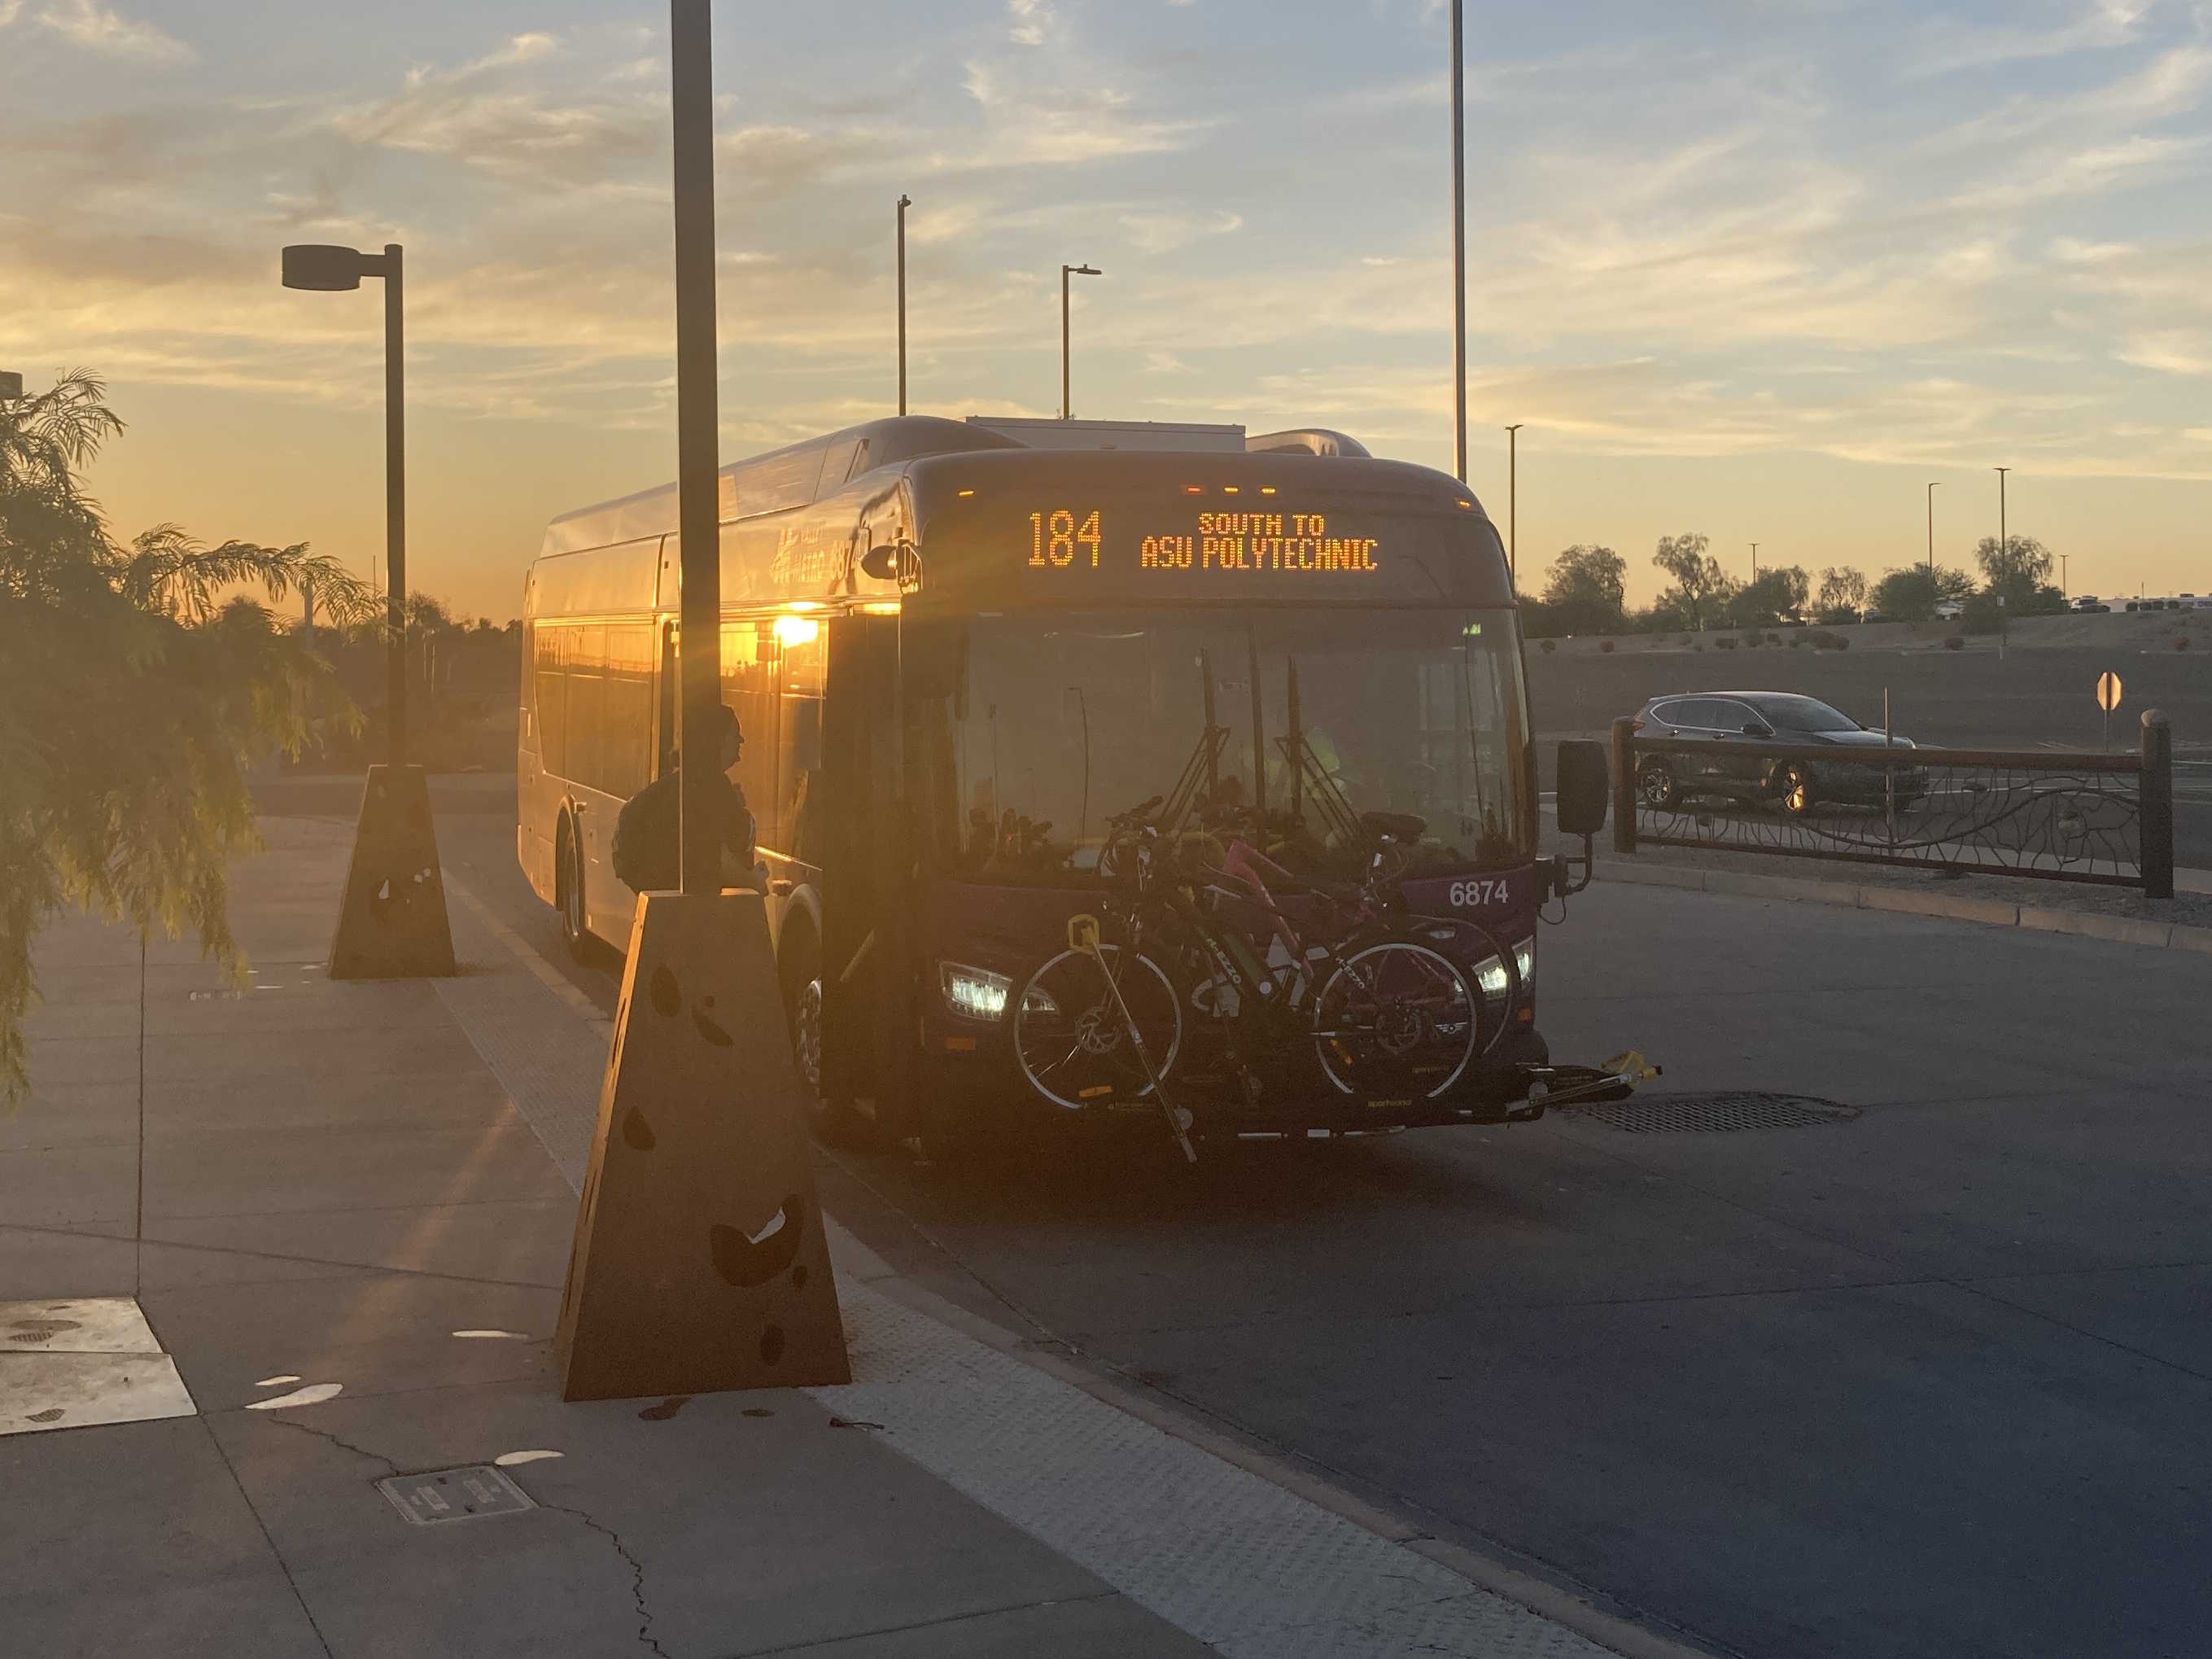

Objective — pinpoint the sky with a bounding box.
[3,0,2210,619]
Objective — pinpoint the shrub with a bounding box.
[1943,635,1966,650]
[1539,637,1558,653]
[1714,636,1738,650]
[1598,638,1615,653]
[1768,633,1782,646]
[1740,633,1763,649]
[1789,634,1807,648]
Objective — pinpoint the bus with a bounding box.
[521,414,1581,1150]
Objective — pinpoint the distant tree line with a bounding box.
[1518,530,2069,638]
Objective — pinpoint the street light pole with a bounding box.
[896,194,911,417]
[1504,423,1522,580]
[282,241,407,768]
[1926,480,1939,579]
[2060,553,2069,598]
[1450,0,1468,483]
[284,239,451,976]
[1060,263,1100,419]
[671,0,723,895]
[382,244,406,768]
[1750,541,1760,582]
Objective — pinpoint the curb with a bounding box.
[1598,860,2212,955]
[821,1219,1724,1659]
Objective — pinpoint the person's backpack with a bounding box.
[612,773,683,893]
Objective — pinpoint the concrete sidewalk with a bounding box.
[1,816,1655,1659]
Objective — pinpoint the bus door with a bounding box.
[819,612,915,1136]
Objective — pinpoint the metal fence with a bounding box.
[1609,712,2175,898]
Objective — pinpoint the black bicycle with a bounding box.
[1012,812,1520,1140]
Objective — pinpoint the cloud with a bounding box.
[1911,0,2152,76]
[1117,208,1241,253]
[1008,0,1049,47]
[323,33,664,186]
[15,0,192,61]
[2119,328,2212,374]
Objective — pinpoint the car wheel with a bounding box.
[557,817,591,961]
[1637,759,1681,810]
[1777,762,1816,818]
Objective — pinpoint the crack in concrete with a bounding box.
[533,1497,670,1659]
[256,1414,399,1473]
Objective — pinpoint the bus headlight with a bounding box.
[1474,937,1537,1000]
[941,962,1012,1022]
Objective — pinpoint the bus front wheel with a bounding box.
[780,925,874,1148]
[556,817,590,961]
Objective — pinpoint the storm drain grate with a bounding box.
[1572,1091,1860,1133]
[378,1465,536,1526]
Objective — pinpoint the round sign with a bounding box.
[2097,671,2123,712]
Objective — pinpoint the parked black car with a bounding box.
[1631,692,1925,816]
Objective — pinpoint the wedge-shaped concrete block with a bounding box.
[329,765,456,979]
[556,890,848,1400]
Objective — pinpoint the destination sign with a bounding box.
[1026,506,1383,580]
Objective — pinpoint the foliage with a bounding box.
[1651,532,1737,633]
[1539,544,1628,635]
[1815,566,1868,619]
[1728,565,1809,627]
[1868,564,1975,623]
[0,374,370,1104]
[1974,534,2055,606]
[1943,635,1966,650]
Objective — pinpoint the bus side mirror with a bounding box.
[1555,740,1609,838]
[860,544,899,581]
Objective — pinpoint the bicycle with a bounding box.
[1012,811,1519,1139]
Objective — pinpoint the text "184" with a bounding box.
[1030,509,1103,569]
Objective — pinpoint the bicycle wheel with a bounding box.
[1013,943,1183,1111]
[1310,939,1480,1101]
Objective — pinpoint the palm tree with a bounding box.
[0,372,374,1101]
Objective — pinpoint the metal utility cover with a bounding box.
[1575,1092,1861,1133]
[378,1465,536,1526]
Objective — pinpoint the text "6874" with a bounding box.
[1447,878,1510,908]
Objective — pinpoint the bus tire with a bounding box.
[556,816,591,962]
[780,923,872,1148]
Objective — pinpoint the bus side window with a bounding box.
[566,625,607,792]
[780,621,827,865]
[535,624,568,780]
[720,619,780,850]
[602,623,654,799]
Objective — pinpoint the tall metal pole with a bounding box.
[1995,466,2009,577]
[2060,552,2068,598]
[671,0,723,896]
[1060,266,1072,419]
[1750,541,1759,582]
[1505,423,1522,579]
[1926,481,1939,579]
[897,195,911,416]
[1450,0,1467,484]
[383,243,406,769]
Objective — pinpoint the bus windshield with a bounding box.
[908,606,1531,886]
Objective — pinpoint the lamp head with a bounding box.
[282,244,369,292]
[1066,264,1101,277]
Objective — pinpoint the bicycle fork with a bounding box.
[1068,915,1198,1163]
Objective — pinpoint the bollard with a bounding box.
[2140,710,2174,901]
[1610,716,1637,854]
[555,890,848,1400]
[329,764,455,978]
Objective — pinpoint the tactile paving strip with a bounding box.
[811,1282,1617,1659]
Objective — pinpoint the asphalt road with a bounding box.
[1528,644,2212,868]
[348,776,2212,1659]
